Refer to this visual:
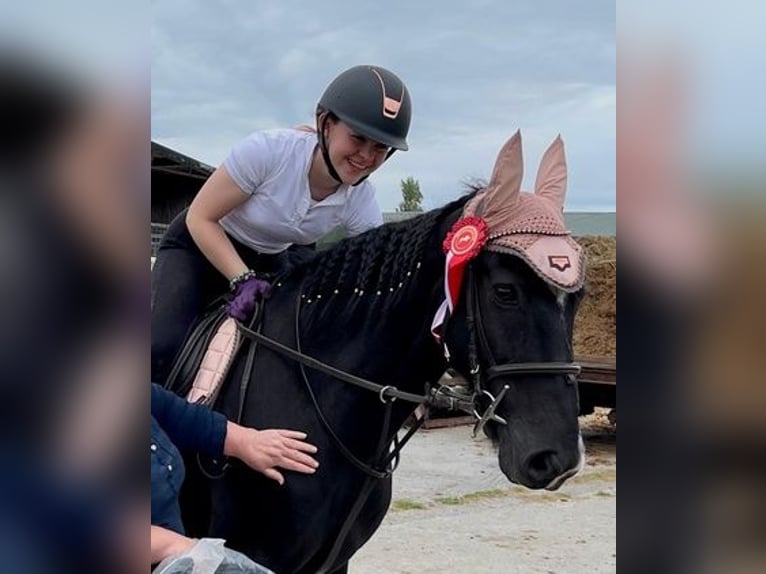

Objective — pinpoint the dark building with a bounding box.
[151,141,213,224]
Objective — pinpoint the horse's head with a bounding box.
[440,131,586,490]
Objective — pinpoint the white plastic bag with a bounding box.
[153,538,274,574]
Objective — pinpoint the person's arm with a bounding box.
[151,384,319,482]
[151,383,227,456]
[186,165,252,282]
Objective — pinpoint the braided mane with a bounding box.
[282,193,474,302]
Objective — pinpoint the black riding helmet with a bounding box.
[315,65,412,184]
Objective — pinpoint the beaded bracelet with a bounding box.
[229,269,258,292]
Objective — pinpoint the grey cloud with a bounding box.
[152,0,615,211]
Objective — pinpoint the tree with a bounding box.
[397,176,423,212]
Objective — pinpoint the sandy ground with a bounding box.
[350,410,616,574]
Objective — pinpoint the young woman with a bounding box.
[151,65,413,384]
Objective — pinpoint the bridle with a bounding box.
[448,263,582,436]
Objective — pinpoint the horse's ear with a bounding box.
[471,130,524,217]
[464,130,524,219]
[489,129,523,195]
[534,135,567,208]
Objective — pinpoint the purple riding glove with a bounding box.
[225,276,272,322]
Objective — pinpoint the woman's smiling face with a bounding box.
[325,119,390,184]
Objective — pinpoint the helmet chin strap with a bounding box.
[317,114,397,187]
[317,115,344,184]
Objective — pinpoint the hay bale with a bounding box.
[573,236,616,358]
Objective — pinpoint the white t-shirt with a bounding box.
[219,129,383,254]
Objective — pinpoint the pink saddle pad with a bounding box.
[186,317,241,405]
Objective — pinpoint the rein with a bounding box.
[237,317,476,431]
[238,320,428,407]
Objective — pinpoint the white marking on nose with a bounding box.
[544,433,585,491]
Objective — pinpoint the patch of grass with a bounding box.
[390,499,428,512]
[435,496,463,506]
[435,488,511,506]
[394,486,585,511]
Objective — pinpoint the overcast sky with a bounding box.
[151,1,615,212]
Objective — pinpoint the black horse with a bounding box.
[175,132,586,573]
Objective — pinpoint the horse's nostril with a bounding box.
[525,450,560,482]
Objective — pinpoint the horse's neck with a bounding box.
[388,256,447,371]
[371,212,461,384]
[313,228,454,393]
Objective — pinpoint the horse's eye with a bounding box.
[493,284,520,306]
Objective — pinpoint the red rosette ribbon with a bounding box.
[431,217,489,348]
[442,216,488,308]
[442,216,489,258]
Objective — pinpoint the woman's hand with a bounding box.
[223,423,319,485]
[225,275,272,322]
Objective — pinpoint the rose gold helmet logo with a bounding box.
[371,68,403,119]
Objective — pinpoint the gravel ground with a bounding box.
[350,411,616,573]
